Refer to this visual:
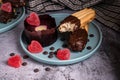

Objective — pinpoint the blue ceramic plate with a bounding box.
[20,13,102,65]
[0,7,25,33]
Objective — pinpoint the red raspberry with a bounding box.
[28,40,43,53]
[8,55,22,68]
[1,2,12,12]
[26,12,40,26]
[56,48,70,60]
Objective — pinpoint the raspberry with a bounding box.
[28,40,43,53]
[56,48,70,60]
[1,2,12,12]
[26,12,40,26]
[8,55,22,68]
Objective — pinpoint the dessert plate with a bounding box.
[0,7,25,33]
[20,13,102,65]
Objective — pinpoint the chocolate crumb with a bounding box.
[86,46,92,50]
[89,34,94,37]
[50,47,55,50]
[23,55,29,59]
[48,54,53,58]
[34,68,39,73]
[43,51,48,55]
[49,52,54,55]
[9,53,15,56]
[45,67,50,71]
[22,62,27,66]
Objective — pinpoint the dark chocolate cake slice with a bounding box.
[68,28,88,51]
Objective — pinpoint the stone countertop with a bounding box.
[0,18,120,80]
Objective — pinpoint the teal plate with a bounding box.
[0,7,25,33]
[20,13,102,65]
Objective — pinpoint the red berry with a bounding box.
[8,55,22,68]
[28,40,43,53]
[56,48,70,60]
[26,12,40,26]
[1,2,12,12]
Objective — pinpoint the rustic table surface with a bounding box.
[0,14,120,80]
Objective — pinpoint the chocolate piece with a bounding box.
[43,51,48,55]
[24,14,57,47]
[34,68,39,73]
[49,52,54,55]
[48,54,53,58]
[23,55,29,59]
[22,62,27,66]
[68,29,88,51]
[49,47,55,50]
[89,34,94,37]
[86,46,92,50]
[0,11,14,23]
[9,53,15,56]
[2,0,25,7]
[45,67,51,71]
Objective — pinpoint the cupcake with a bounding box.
[0,2,14,23]
[24,12,57,47]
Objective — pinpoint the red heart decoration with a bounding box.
[56,48,70,60]
[8,55,22,68]
[1,2,12,12]
[26,12,40,26]
[28,40,43,53]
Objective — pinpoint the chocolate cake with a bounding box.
[2,0,25,7]
[0,2,14,23]
[24,13,57,47]
[68,28,88,51]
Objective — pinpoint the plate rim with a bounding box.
[0,7,25,33]
[20,14,102,65]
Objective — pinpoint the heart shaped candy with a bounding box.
[1,2,12,12]
[8,55,22,68]
[28,40,43,53]
[26,12,40,26]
